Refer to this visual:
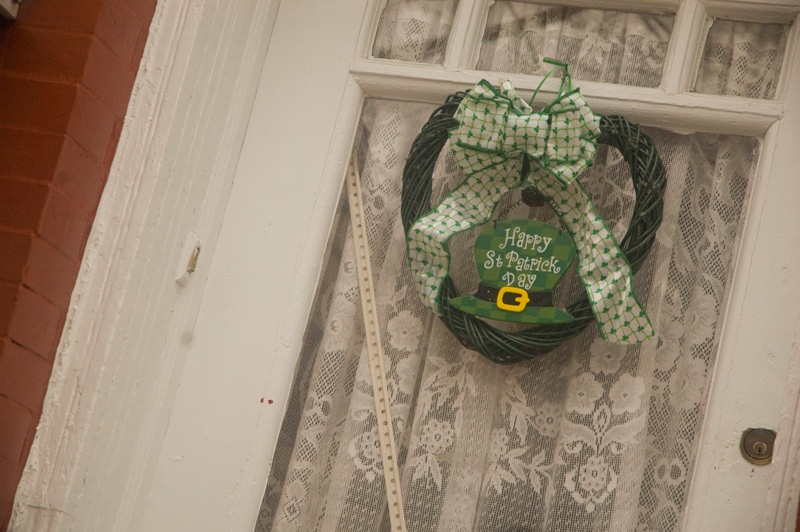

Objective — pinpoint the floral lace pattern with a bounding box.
[256,8,762,531]
[477,3,674,88]
[694,19,789,99]
[256,96,757,532]
[373,0,458,64]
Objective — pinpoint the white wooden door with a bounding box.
[138,0,800,530]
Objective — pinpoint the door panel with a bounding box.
[142,0,800,530]
[256,96,761,531]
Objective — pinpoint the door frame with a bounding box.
[10,0,281,530]
[13,0,800,530]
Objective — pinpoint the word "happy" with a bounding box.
[498,226,552,253]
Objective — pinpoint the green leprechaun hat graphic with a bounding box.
[449,219,576,324]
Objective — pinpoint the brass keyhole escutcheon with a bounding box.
[740,428,776,465]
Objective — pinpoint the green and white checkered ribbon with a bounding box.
[407,72,654,344]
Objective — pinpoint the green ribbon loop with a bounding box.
[406,70,654,345]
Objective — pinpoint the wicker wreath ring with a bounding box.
[401,92,667,364]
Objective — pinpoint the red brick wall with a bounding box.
[0,0,156,528]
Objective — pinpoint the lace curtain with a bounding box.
[372,0,459,63]
[477,3,674,87]
[255,3,773,531]
[694,19,789,98]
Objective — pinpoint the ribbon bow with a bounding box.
[450,78,597,186]
[407,63,654,345]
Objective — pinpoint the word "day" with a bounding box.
[498,226,553,253]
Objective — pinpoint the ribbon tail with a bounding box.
[529,165,654,344]
[407,162,522,314]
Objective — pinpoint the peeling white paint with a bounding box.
[10,1,279,530]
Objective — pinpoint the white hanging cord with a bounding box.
[346,148,408,532]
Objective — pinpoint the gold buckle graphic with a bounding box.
[496,286,530,312]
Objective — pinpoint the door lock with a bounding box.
[740,428,776,465]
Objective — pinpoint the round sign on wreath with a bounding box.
[401,60,667,364]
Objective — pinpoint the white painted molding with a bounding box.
[682,16,800,530]
[771,333,800,530]
[10,0,279,530]
[661,0,709,93]
[355,0,387,58]
[509,0,680,14]
[131,1,372,530]
[349,59,782,135]
[704,0,800,22]
[776,12,800,100]
[511,0,800,14]
[442,0,485,70]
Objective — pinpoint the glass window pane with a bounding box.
[694,19,790,99]
[372,0,459,64]
[477,2,674,87]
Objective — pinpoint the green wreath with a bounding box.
[401,83,666,364]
